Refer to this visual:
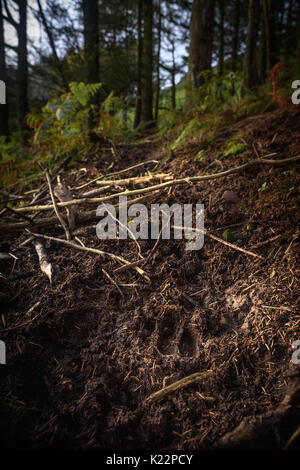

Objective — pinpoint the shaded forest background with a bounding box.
[0,0,299,183]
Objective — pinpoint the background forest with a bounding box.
[0,0,300,183]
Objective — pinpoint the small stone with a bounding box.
[222,190,240,204]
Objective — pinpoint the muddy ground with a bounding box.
[0,109,299,450]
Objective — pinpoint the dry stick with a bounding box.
[80,185,111,198]
[39,163,71,240]
[252,142,261,159]
[146,370,213,404]
[142,228,163,267]
[27,230,150,282]
[14,155,300,214]
[25,300,42,317]
[75,159,159,190]
[1,309,44,333]
[250,234,281,249]
[30,156,73,205]
[0,191,162,234]
[102,268,124,297]
[114,228,163,274]
[54,176,76,231]
[283,425,300,450]
[94,173,172,186]
[4,206,34,224]
[172,225,264,259]
[219,404,290,448]
[180,291,201,308]
[107,138,118,158]
[0,189,29,201]
[106,207,144,260]
[205,231,264,259]
[114,258,145,274]
[33,239,53,284]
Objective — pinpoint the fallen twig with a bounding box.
[94,173,172,186]
[142,228,162,267]
[28,230,150,281]
[80,185,111,198]
[0,191,161,234]
[4,206,34,224]
[33,239,53,284]
[0,189,29,201]
[172,225,264,259]
[54,176,77,231]
[39,163,71,240]
[114,229,162,274]
[105,205,144,259]
[250,234,281,249]
[219,379,300,449]
[102,268,124,297]
[146,370,213,404]
[283,424,300,450]
[13,155,300,214]
[75,159,159,190]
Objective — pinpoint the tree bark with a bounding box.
[297,0,300,75]
[83,0,99,85]
[3,0,28,134]
[17,0,28,132]
[185,0,215,107]
[171,41,176,110]
[231,0,240,72]
[141,0,154,127]
[263,0,278,70]
[284,0,294,60]
[83,0,100,130]
[0,0,9,137]
[154,1,161,122]
[258,2,267,84]
[133,0,143,129]
[243,0,259,90]
[36,0,68,90]
[218,0,225,76]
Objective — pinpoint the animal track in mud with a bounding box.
[157,321,177,355]
[157,315,199,358]
[178,326,199,357]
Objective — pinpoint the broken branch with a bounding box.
[13,155,300,214]
[147,370,213,404]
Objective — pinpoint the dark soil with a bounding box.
[0,109,299,450]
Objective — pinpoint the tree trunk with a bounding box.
[185,0,215,108]
[284,0,294,60]
[154,1,161,122]
[263,0,278,70]
[258,3,267,84]
[133,0,143,129]
[243,0,258,90]
[141,0,154,127]
[83,0,100,129]
[231,0,240,72]
[36,0,68,90]
[297,0,300,75]
[0,0,9,137]
[171,41,176,110]
[276,0,285,54]
[18,0,28,132]
[218,0,225,76]
[83,0,99,85]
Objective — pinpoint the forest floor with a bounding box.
[0,108,300,450]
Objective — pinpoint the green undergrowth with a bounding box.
[216,134,246,160]
[0,74,279,193]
